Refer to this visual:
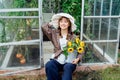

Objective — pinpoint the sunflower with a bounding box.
[80,41,85,47]
[67,41,72,47]
[63,37,85,56]
[75,37,80,44]
[77,46,84,54]
[67,47,74,53]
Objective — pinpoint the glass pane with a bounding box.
[43,0,55,13]
[83,18,98,40]
[42,0,54,23]
[96,42,117,62]
[1,45,40,68]
[95,1,101,16]
[100,18,109,40]
[112,0,120,15]
[86,0,101,16]
[95,42,117,63]
[0,0,38,9]
[0,46,9,66]
[83,18,119,63]
[83,18,119,40]
[102,0,110,15]
[0,18,39,42]
[109,18,119,40]
[89,0,120,16]
[107,42,117,60]
[82,43,109,63]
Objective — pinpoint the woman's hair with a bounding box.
[58,16,73,39]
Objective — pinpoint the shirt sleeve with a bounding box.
[42,23,52,41]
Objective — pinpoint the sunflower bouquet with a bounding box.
[63,37,85,57]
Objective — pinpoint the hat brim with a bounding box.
[50,13,77,32]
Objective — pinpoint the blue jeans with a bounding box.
[45,59,76,80]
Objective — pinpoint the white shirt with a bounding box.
[56,35,67,64]
[59,35,67,50]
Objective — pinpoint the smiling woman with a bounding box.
[42,13,84,80]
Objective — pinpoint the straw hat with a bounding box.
[50,13,77,32]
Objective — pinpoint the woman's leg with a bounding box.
[62,63,76,80]
[45,59,63,80]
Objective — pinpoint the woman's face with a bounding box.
[59,17,70,30]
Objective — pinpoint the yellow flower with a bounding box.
[80,41,85,47]
[75,37,80,44]
[67,41,72,47]
[67,47,74,53]
[77,46,84,54]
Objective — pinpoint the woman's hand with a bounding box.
[72,58,80,64]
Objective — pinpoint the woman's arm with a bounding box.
[42,23,53,41]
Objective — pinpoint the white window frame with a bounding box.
[80,0,120,65]
[0,0,43,76]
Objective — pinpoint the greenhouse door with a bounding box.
[81,0,120,65]
[0,0,43,75]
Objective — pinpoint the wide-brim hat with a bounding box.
[50,13,77,32]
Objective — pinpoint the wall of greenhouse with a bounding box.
[0,0,120,75]
[81,0,120,65]
[0,0,42,75]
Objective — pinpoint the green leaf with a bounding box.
[63,50,68,58]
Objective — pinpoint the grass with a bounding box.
[101,52,120,80]
[101,66,120,80]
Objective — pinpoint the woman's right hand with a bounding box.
[72,58,80,64]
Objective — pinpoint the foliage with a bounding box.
[0,0,39,43]
[82,43,103,63]
[0,20,6,42]
[12,0,38,8]
[7,0,38,41]
[61,0,91,34]
[82,49,94,63]
[61,0,82,33]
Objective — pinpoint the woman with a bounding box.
[42,13,83,80]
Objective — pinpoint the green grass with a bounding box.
[74,65,120,80]
[101,66,120,80]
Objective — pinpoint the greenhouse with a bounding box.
[0,0,120,75]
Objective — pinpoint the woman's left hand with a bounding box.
[72,58,80,64]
